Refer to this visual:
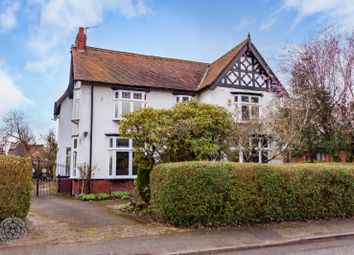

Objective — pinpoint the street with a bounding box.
[219,237,354,255]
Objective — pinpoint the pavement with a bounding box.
[215,236,354,255]
[2,217,354,255]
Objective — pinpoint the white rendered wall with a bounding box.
[56,97,73,172]
[197,86,274,118]
[57,83,280,179]
[77,85,178,179]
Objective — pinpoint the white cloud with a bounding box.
[260,15,277,31]
[261,0,354,31]
[0,62,33,114]
[236,17,256,30]
[25,54,64,75]
[0,0,20,33]
[26,0,150,73]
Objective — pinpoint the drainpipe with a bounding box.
[89,85,94,193]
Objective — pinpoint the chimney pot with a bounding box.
[76,27,87,52]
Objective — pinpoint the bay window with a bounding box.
[108,137,136,178]
[113,90,146,120]
[240,135,271,163]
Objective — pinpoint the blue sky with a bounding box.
[0,0,353,140]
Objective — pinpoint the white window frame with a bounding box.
[72,89,80,120]
[71,138,78,177]
[176,95,192,104]
[107,137,136,179]
[113,90,146,120]
[234,94,260,123]
[239,136,271,163]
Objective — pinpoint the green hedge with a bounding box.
[150,161,354,227]
[0,155,32,221]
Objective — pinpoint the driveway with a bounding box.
[30,195,138,227]
[1,195,180,248]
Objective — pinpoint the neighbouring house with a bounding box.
[54,27,285,195]
[8,143,45,159]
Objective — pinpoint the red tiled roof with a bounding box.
[198,40,247,89]
[54,37,285,116]
[72,47,209,91]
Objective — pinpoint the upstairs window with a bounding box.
[72,89,80,121]
[113,90,146,120]
[234,94,260,122]
[176,95,192,104]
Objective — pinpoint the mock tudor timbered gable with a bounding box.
[219,50,270,90]
[212,36,278,92]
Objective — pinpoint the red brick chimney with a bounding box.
[75,27,87,52]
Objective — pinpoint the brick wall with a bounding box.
[71,179,135,196]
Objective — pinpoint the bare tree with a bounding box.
[267,30,354,161]
[40,129,58,177]
[0,111,36,156]
[77,163,95,194]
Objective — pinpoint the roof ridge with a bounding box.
[83,46,209,65]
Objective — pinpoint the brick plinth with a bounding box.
[70,179,135,196]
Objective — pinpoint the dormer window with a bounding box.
[176,95,191,104]
[113,90,146,120]
[234,94,260,122]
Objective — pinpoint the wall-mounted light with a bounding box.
[227,99,232,106]
[83,131,89,137]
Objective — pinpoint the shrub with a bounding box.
[111,191,130,200]
[96,192,110,200]
[79,193,97,201]
[151,161,354,227]
[136,162,151,202]
[118,203,133,212]
[0,155,32,221]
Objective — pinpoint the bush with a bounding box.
[111,191,130,200]
[118,203,133,212]
[151,161,354,227]
[96,192,110,200]
[79,193,97,201]
[136,163,151,202]
[0,155,32,221]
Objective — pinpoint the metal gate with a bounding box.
[32,160,72,197]
[32,177,56,197]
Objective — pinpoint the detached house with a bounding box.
[54,27,284,195]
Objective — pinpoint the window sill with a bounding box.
[107,176,137,179]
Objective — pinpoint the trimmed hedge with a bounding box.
[150,161,354,227]
[0,155,32,221]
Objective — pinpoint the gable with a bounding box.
[218,49,270,91]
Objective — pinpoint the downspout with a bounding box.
[89,85,94,193]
